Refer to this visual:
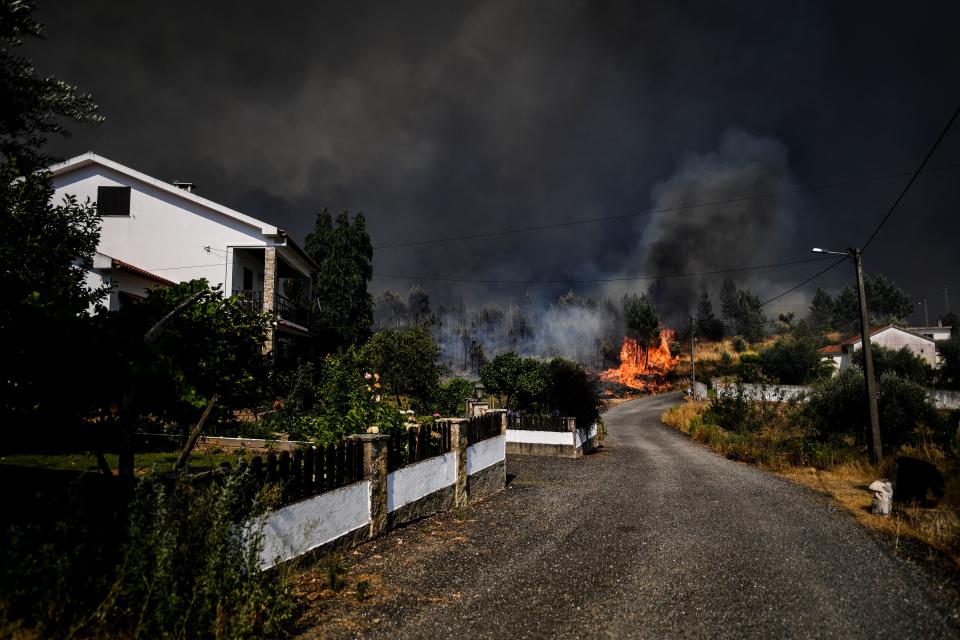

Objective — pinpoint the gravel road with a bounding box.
[298,393,959,639]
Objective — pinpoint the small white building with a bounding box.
[907,325,953,342]
[818,324,938,372]
[51,153,315,352]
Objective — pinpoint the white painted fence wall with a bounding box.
[713,382,809,402]
[257,480,370,569]
[387,452,457,512]
[467,434,506,474]
[575,423,598,448]
[506,429,574,446]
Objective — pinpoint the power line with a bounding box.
[372,256,834,285]
[861,105,960,250]
[759,257,847,307]
[752,103,960,309]
[374,162,960,250]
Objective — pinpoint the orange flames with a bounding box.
[601,329,679,393]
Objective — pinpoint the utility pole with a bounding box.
[919,295,929,326]
[852,248,883,464]
[690,315,696,400]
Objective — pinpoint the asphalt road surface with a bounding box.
[302,394,959,639]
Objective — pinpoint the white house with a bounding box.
[908,325,953,342]
[818,324,938,372]
[50,152,316,353]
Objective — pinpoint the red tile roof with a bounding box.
[110,258,176,286]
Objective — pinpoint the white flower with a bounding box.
[375,394,381,402]
[364,372,373,380]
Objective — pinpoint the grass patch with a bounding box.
[662,398,960,565]
[0,450,241,475]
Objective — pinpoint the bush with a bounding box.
[0,472,293,639]
[802,367,937,452]
[432,377,475,417]
[543,358,605,428]
[852,345,933,386]
[705,383,768,434]
[757,337,832,385]
[731,335,747,353]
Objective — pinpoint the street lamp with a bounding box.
[812,247,882,464]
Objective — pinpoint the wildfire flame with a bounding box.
[600,329,679,393]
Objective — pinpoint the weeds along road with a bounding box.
[299,393,959,639]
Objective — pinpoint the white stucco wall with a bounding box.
[849,327,937,368]
[54,164,270,290]
[466,434,506,475]
[256,480,371,569]
[574,424,598,448]
[387,452,457,512]
[506,429,575,446]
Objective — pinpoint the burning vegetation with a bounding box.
[600,329,679,394]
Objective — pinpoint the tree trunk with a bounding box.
[175,394,220,470]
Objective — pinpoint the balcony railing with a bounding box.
[233,289,264,314]
[276,293,309,328]
[233,289,310,329]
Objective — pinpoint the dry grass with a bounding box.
[662,400,960,567]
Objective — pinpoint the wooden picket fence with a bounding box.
[466,412,502,445]
[238,438,364,505]
[506,414,570,433]
[387,422,452,472]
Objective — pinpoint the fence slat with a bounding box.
[266,451,278,482]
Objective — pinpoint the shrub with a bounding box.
[432,377,475,417]
[0,472,293,639]
[802,367,937,453]
[757,337,833,384]
[731,335,747,353]
[852,345,933,386]
[705,383,764,434]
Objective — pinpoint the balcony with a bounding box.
[233,289,309,329]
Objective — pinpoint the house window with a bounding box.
[97,186,131,216]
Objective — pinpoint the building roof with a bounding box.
[818,324,935,355]
[109,256,176,286]
[50,152,318,272]
[49,152,279,235]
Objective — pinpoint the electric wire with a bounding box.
[373,162,960,250]
[372,256,834,285]
[861,105,960,250]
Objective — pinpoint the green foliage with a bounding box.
[937,335,960,390]
[266,352,405,443]
[324,553,347,592]
[731,335,747,353]
[304,208,374,354]
[756,336,833,385]
[801,367,937,451]
[809,288,835,330]
[623,294,660,355]
[355,579,371,602]
[433,377,475,417]
[542,358,605,427]
[705,383,773,435]
[95,280,271,430]
[811,274,913,332]
[734,289,766,342]
[0,472,294,639]
[361,325,442,411]
[852,344,933,385]
[0,0,103,174]
[696,290,725,341]
[0,0,105,425]
[736,353,762,382]
[480,353,546,409]
[482,352,604,427]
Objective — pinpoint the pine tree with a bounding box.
[304,208,374,354]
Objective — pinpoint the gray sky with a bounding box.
[29,0,960,322]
